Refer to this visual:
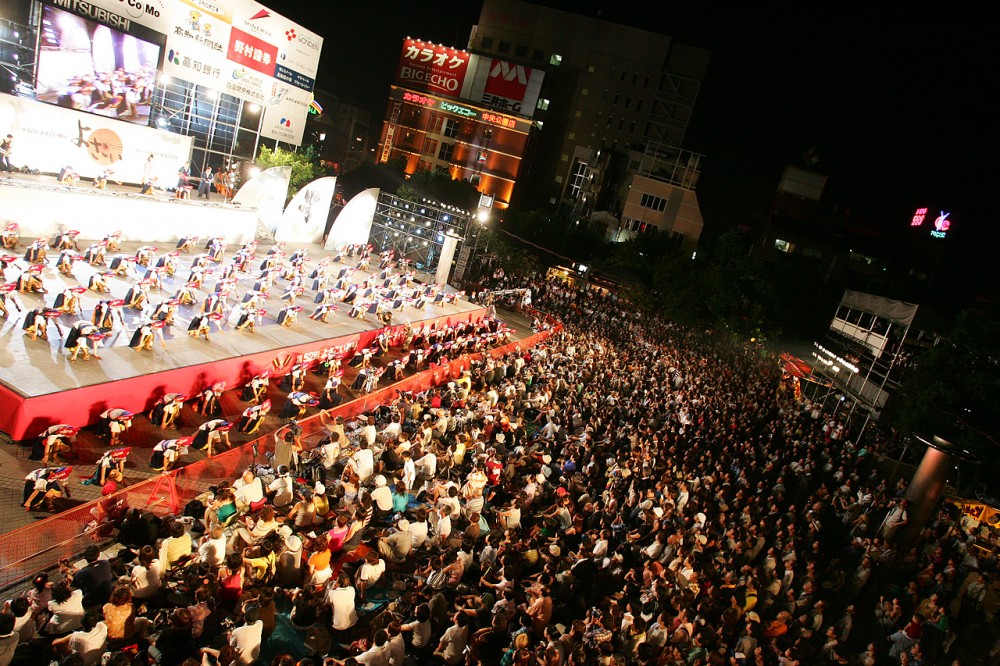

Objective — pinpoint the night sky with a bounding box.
[269,1,994,255]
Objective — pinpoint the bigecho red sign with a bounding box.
[228,27,278,77]
[396,38,471,98]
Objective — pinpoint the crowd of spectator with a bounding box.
[0,268,996,666]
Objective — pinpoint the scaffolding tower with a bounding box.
[805,290,919,443]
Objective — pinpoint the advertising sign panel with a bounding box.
[462,55,543,117]
[37,0,321,144]
[259,79,311,144]
[35,3,164,126]
[0,92,193,183]
[395,38,471,99]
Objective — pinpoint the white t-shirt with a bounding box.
[131,560,163,599]
[438,624,468,665]
[371,485,394,512]
[12,611,35,643]
[234,478,265,506]
[230,620,264,666]
[327,586,358,631]
[354,643,389,666]
[47,589,85,633]
[268,475,294,508]
[409,521,429,548]
[352,449,374,480]
[69,621,109,666]
[320,441,340,468]
[403,618,431,649]
[358,559,386,585]
[199,535,227,567]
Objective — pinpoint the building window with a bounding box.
[554,175,563,184]
[568,132,575,140]
[515,44,527,57]
[535,120,543,130]
[498,40,511,53]
[581,88,588,95]
[613,94,619,105]
[606,117,612,128]
[629,121,635,134]
[481,36,493,49]
[443,119,459,139]
[588,64,595,73]
[625,96,631,109]
[532,48,544,61]
[640,193,666,212]
[574,110,582,118]
[550,53,562,66]
[536,98,550,111]
[632,74,638,85]
[774,239,793,253]
[438,142,455,162]
[620,71,626,82]
[635,99,642,112]
[644,75,650,88]
[618,118,624,130]
[629,160,639,170]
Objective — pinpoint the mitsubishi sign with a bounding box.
[395,38,471,99]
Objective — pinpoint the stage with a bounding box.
[0,232,487,441]
[0,173,257,244]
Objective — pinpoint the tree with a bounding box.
[254,145,318,202]
[890,306,1000,484]
[399,170,481,212]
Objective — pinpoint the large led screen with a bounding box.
[35,4,162,126]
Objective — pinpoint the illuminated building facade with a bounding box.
[377,80,533,211]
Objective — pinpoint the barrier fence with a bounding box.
[0,324,561,592]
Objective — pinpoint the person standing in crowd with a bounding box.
[197,165,213,200]
[0,134,12,173]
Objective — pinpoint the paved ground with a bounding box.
[0,305,535,533]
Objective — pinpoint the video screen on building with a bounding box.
[35,4,163,126]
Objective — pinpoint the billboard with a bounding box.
[394,40,543,117]
[395,38,472,99]
[910,207,953,240]
[37,0,321,145]
[461,56,543,117]
[0,92,193,183]
[35,4,164,126]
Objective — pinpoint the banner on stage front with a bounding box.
[0,93,192,183]
[275,176,336,244]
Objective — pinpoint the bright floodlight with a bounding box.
[477,209,490,222]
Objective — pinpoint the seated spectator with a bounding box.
[45,579,84,635]
[378,519,413,564]
[0,612,17,666]
[129,545,162,600]
[52,609,107,666]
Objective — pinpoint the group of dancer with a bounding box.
[0,229,466,362]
